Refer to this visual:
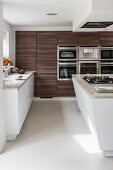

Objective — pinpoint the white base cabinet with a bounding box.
[4,73,34,140]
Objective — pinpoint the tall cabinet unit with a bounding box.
[57,32,78,96]
[36,32,57,97]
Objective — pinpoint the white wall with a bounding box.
[0,2,14,152]
[13,26,72,31]
[3,20,15,64]
[0,2,6,152]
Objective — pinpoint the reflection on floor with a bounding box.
[0,98,113,170]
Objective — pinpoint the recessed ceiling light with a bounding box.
[46,13,58,16]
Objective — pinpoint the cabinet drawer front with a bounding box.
[100,31,113,45]
[78,32,99,45]
[58,31,78,45]
[36,74,57,97]
[58,80,75,96]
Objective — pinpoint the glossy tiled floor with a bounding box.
[0,98,113,170]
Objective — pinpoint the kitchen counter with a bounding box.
[72,74,113,157]
[72,74,113,98]
[3,71,34,89]
[4,71,34,140]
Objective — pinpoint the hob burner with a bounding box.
[83,76,113,84]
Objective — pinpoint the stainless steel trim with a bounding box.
[58,59,77,61]
[100,63,113,65]
[58,62,77,66]
[58,46,77,50]
[100,47,113,50]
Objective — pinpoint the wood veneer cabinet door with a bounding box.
[16,31,37,71]
[58,80,75,96]
[58,31,78,46]
[78,32,99,46]
[37,32,57,73]
[36,73,57,97]
[100,32,113,45]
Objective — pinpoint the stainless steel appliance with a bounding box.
[100,62,113,74]
[57,62,77,80]
[83,76,113,84]
[78,61,99,74]
[79,46,99,60]
[100,47,113,61]
[57,46,78,61]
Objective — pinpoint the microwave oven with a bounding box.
[57,46,78,61]
[79,46,99,60]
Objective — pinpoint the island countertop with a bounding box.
[3,71,34,89]
[72,74,113,98]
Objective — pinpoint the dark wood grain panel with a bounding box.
[58,80,75,96]
[78,32,99,46]
[37,58,57,73]
[100,31,113,45]
[36,73,57,97]
[58,31,78,46]
[37,32,57,45]
[37,32,57,74]
[16,31,37,71]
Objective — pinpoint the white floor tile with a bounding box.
[0,99,113,170]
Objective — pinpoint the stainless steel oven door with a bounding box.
[57,46,77,61]
[78,61,99,74]
[100,47,113,61]
[79,46,99,60]
[58,62,77,80]
[100,63,113,74]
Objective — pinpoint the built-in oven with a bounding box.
[58,46,78,61]
[79,46,99,60]
[100,62,113,74]
[57,62,77,80]
[78,61,99,74]
[100,47,113,61]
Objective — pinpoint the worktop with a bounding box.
[72,74,113,98]
[3,71,34,89]
[72,74,113,157]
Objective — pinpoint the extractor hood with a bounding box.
[81,22,113,28]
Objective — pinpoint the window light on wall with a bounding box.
[3,30,9,57]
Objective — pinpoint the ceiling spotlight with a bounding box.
[46,13,58,16]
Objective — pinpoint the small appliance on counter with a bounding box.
[11,67,26,74]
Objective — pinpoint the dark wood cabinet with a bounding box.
[78,32,100,46]
[58,31,78,46]
[58,80,75,96]
[36,73,57,97]
[16,31,37,71]
[36,32,57,97]
[100,32,113,45]
[37,32,57,73]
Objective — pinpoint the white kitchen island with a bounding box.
[72,74,113,157]
[4,72,34,140]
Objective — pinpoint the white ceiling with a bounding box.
[1,0,113,31]
[2,0,76,27]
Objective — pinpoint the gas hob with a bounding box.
[83,76,113,84]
